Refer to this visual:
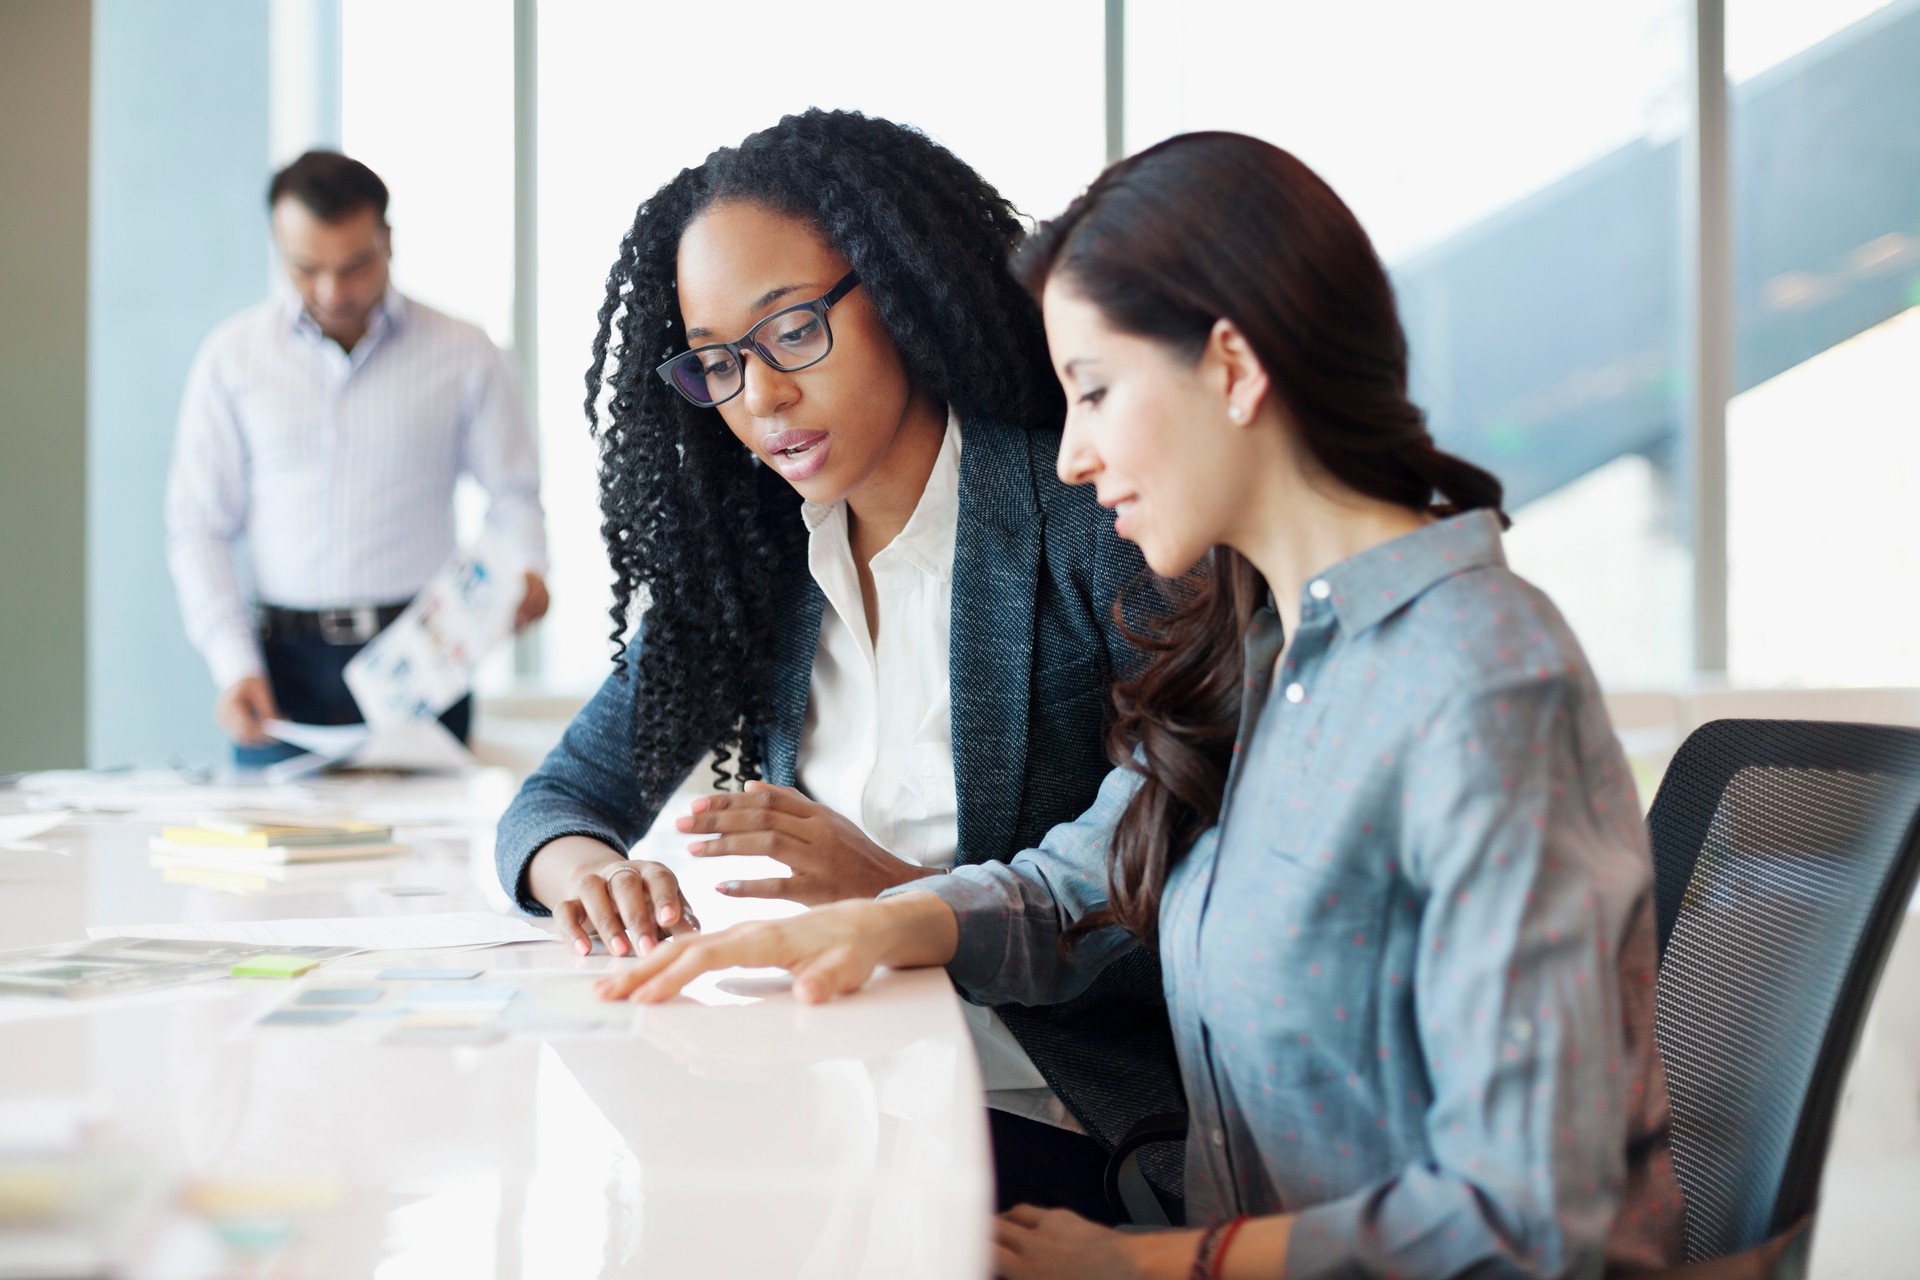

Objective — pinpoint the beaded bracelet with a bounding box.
[1189,1215,1249,1280]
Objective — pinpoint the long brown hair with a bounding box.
[1016,132,1507,947]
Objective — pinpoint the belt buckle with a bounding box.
[317,606,377,645]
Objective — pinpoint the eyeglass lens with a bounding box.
[667,303,831,406]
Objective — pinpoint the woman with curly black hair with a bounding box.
[597,132,1685,1278]
[494,109,1181,1218]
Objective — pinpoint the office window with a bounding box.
[1724,0,1919,685]
[533,2,1106,692]
[340,0,515,347]
[339,0,520,693]
[1125,0,1694,689]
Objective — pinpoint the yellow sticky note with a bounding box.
[230,954,320,979]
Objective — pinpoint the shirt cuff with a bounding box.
[879,865,1016,998]
[495,815,629,916]
[205,629,265,692]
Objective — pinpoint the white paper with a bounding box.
[0,812,71,847]
[261,718,472,780]
[344,534,527,728]
[262,720,371,758]
[86,911,551,951]
[350,719,473,771]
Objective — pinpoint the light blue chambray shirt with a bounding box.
[900,511,1685,1278]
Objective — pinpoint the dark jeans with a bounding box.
[987,1108,1123,1225]
[233,629,473,769]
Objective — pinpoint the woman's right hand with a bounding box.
[528,835,699,957]
[593,892,960,1004]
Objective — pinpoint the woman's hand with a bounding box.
[994,1206,1186,1279]
[676,780,942,904]
[593,892,961,1004]
[527,835,698,958]
[994,1210,1288,1280]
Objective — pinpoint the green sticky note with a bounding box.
[231,954,321,979]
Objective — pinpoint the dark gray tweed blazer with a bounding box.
[495,415,1183,1169]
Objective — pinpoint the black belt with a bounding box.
[258,600,410,646]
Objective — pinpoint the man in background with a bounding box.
[165,150,549,766]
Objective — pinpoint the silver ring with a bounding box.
[605,863,641,880]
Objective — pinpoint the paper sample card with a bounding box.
[344,534,529,729]
[376,967,484,981]
[385,1026,505,1047]
[0,938,354,999]
[297,988,384,1005]
[259,1008,354,1027]
[247,972,632,1045]
[88,911,550,951]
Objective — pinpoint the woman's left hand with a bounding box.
[675,780,940,905]
[993,1206,1179,1280]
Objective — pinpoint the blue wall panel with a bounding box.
[88,0,271,768]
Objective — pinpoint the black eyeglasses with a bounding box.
[655,271,861,408]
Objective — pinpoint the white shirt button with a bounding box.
[1308,578,1331,600]
[1211,1128,1226,1147]
[1284,683,1305,704]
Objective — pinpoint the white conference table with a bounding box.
[0,768,991,1280]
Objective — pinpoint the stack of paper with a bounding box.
[149,813,407,884]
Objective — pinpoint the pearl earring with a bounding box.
[1228,404,1246,423]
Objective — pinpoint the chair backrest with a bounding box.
[1648,719,1920,1262]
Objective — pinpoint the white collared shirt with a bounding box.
[164,290,548,688]
[796,414,1080,1132]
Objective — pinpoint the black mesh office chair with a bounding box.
[1649,719,1920,1268]
[1107,717,1920,1276]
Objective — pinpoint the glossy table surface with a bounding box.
[0,769,990,1279]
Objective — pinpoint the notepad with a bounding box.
[149,837,408,865]
[163,817,394,848]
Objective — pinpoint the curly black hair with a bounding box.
[584,108,1064,820]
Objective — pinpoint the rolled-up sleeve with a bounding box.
[1286,676,1649,1280]
[882,760,1147,1006]
[164,341,263,691]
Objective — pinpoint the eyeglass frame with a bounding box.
[654,270,862,408]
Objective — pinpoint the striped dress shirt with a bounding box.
[164,290,547,690]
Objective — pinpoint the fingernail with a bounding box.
[690,798,708,813]
[657,905,674,924]
[718,881,738,895]
[637,935,655,954]
[575,937,589,955]
[674,816,691,831]
[611,937,628,956]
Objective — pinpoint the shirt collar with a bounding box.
[286,287,407,345]
[1312,508,1508,636]
[801,408,963,579]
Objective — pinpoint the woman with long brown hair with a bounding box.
[597,132,1685,1279]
